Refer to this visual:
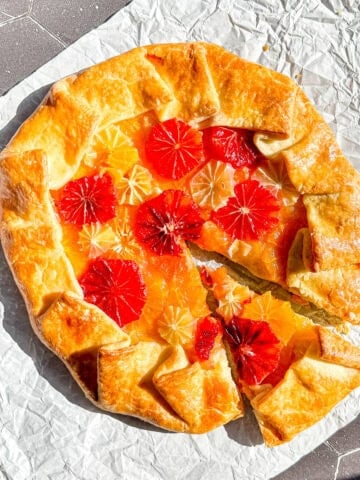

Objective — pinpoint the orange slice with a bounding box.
[242,291,312,343]
[86,124,139,177]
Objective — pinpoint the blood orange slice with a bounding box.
[194,316,222,361]
[79,257,146,327]
[202,127,260,169]
[145,118,204,180]
[224,317,281,385]
[134,189,204,256]
[211,180,280,241]
[56,173,117,226]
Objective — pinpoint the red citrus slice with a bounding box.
[79,257,146,327]
[194,316,222,361]
[211,180,280,241]
[224,317,281,385]
[56,173,117,226]
[145,118,204,179]
[202,126,260,169]
[134,189,204,255]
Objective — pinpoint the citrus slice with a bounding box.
[224,317,281,385]
[134,189,204,256]
[108,207,143,260]
[207,267,253,321]
[194,316,222,361]
[242,291,311,343]
[190,160,235,210]
[251,159,298,205]
[78,222,118,258]
[145,118,204,180]
[158,306,194,346]
[117,164,161,205]
[56,173,117,226]
[86,124,139,177]
[202,127,260,168]
[79,257,146,327]
[211,180,280,241]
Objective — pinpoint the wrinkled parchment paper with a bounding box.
[0,1,360,479]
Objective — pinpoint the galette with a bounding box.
[1,42,359,446]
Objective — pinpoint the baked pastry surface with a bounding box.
[1,42,359,444]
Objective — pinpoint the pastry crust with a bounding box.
[1,42,360,443]
[287,229,360,324]
[252,326,360,446]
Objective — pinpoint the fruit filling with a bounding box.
[54,115,309,373]
[134,189,205,255]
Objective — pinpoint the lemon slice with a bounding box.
[117,164,161,205]
[252,159,298,206]
[190,160,235,210]
[77,223,118,258]
[210,267,253,321]
[158,306,195,346]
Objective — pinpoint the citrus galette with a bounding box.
[1,42,360,446]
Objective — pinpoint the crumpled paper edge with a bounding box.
[0,1,359,479]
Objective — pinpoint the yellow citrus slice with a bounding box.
[210,267,253,321]
[158,305,195,346]
[78,222,118,258]
[109,220,142,260]
[85,124,139,176]
[117,164,161,205]
[252,159,298,206]
[190,160,235,210]
[242,291,312,343]
[101,206,143,261]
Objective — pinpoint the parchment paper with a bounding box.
[0,1,359,479]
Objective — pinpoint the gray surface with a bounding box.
[0,1,359,479]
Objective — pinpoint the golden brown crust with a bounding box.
[251,326,360,446]
[0,150,82,315]
[1,42,360,442]
[303,186,360,271]
[287,229,360,324]
[253,355,360,446]
[145,43,220,122]
[97,341,188,432]
[153,346,243,433]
